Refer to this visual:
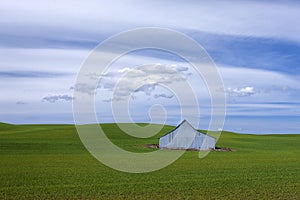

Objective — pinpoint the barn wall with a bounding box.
[159,120,196,149]
[159,133,215,150]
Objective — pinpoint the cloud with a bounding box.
[71,83,96,96]
[0,0,299,134]
[219,65,300,97]
[97,63,189,101]
[42,94,73,103]
[134,84,157,96]
[226,86,255,97]
[0,48,88,77]
[0,70,71,78]
[1,0,300,45]
[73,63,190,100]
[154,93,174,99]
[16,101,28,105]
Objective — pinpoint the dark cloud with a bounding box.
[72,83,96,96]
[154,93,174,99]
[16,101,28,105]
[42,94,73,103]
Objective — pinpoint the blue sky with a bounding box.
[0,0,300,134]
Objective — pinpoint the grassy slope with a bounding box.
[0,123,299,199]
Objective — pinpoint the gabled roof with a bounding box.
[159,119,215,139]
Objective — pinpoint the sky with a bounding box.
[0,0,300,134]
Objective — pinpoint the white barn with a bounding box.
[159,120,216,150]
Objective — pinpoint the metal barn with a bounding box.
[159,120,216,150]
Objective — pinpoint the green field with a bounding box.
[0,122,299,199]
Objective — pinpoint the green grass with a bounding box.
[0,122,299,199]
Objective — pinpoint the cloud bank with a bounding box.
[1,0,300,43]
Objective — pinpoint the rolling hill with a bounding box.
[0,122,299,199]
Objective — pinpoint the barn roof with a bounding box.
[160,119,215,139]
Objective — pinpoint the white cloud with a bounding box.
[117,67,131,73]
[219,65,300,96]
[226,86,255,97]
[96,63,189,101]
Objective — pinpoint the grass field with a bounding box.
[0,122,299,199]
